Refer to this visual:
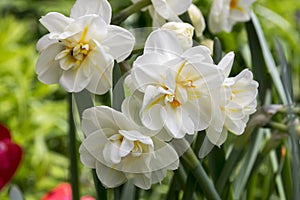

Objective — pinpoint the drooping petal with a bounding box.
[102,25,135,62]
[40,12,73,34]
[206,126,228,147]
[36,43,64,84]
[132,173,151,190]
[70,0,112,24]
[96,162,127,188]
[225,117,246,135]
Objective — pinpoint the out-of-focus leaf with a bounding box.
[9,185,24,200]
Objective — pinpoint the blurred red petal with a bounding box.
[0,129,22,190]
[42,183,72,200]
[0,124,11,140]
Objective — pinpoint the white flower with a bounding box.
[206,52,259,146]
[161,22,194,50]
[36,0,135,94]
[188,4,206,38]
[131,0,192,26]
[128,29,224,139]
[79,105,179,189]
[208,0,256,33]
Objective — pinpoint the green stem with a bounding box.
[68,93,80,200]
[92,169,107,200]
[73,91,107,200]
[112,0,151,25]
[181,147,221,200]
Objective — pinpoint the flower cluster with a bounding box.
[36,0,258,190]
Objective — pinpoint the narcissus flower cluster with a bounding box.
[36,0,258,190]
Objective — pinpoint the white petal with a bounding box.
[36,34,57,52]
[167,0,192,15]
[206,126,228,147]
[36,43,64,84]
[144,29,183,58]
[119,138,134,157]
[188,4,206,37]
[102,25,135,62]
[82,106,134,136]
[151,0,170,19]
[132,173,152,189]
[198,136,215,158]
[225,117,246,135]
[148,6,166,27]
[96,162,127,188]
[59,62,91,93]
[79,144,96,168]
[218,52,235,77]
[70,0,112,24]
[182,45,214,64]
[85,44,114,95]
[40,12,73,33]
[103,140,122,164]
[131,64,168,90]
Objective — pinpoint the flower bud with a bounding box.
[188,4,206,38]
[162,22,194,50]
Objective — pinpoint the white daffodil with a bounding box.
[208,0,256,33]
[131,0,192,26]
[188,4,206,38]
[36,0,135,94]
[128,29,224,139]
[161,22,194,50]
[206,52,258,146]
[79,105,179,189]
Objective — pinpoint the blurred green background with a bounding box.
[0,0,299,199]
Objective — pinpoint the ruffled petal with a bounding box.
[206,126,228,147]
[102,25,135,62]
[70,0,112,24]
[144,29,183,58]
[36,43,64,84]
[40,12,73,33]
[96,162,127,188]
[85,44,114,95]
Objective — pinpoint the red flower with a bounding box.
[0,124,22,190]
[42,183,95,200]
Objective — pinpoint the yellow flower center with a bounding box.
[230,0,244,12]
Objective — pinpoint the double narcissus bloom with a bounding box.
[208,0,256,33]
[36,0,135,94]
[79,105,179,189]
[127,29,224,139]
[206,53,258,146]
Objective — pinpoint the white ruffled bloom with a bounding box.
[36,0,135,94]
[79,105,179,189]
[127,29,224,139]
[206,52,258,146]
[161,22,194,50]
[208,0,256,33]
